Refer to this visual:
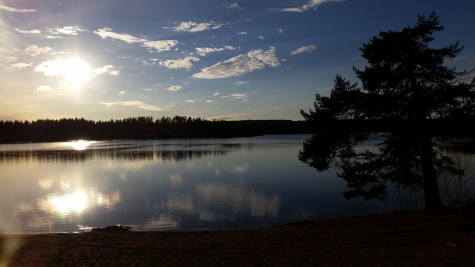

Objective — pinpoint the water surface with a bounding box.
[2,135,465,233]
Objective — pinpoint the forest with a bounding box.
[1,115,473,143]
[0,116,311,142]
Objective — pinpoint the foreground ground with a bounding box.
[1,210,474,267]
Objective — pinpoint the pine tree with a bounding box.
[299,13,475,209]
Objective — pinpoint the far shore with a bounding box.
[1,209,474,266]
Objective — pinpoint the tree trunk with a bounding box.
[410,74,442,210]
[419,135,442,210]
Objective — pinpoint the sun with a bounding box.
[63,58,91,86]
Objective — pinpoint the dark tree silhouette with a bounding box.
[0,116,310,142]
[299,13,475,210]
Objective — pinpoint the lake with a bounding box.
[0,134,472,233]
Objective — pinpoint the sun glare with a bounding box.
[49,191,87,214]
[66,140,95,150]
[63,58,90,86]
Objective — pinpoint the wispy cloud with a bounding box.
[165,21,225,33]
[35,85,52,92]
[95,28,142,43]
[234,81,248,86]
[258,36,265,40]
[269,0,342,12]
[185,100,195,103]
[94,28,178,52]
[0,5,35,12]
[15,29,41,34]
[291,45,316,55]
[221,93,248,101]
[102,101,162,111]
[213,92,220,96]
[25,45,52,57]
[35,60,119,78]
[47,25,87,35]
[45,35,63,39]
[237,31,247,35]
[196,45,236,56]
[11,63,32,69]
[34,60,76,77]
[142,40,180,53]
[223,3,243,10]
[192,47,280,79]
[277,29,283,34]
[6,57,18,63]
[166,85,182,92]
[118,91,125,95]
[92,65,120,75]
[159,56,200,70]
[206,100,213,103]
[447,55,472,63]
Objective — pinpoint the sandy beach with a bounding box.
[1,209,474,266]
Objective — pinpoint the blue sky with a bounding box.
[1,0,474,121]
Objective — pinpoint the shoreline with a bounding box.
[2,209,474,266]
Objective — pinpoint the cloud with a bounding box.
[234,81,248,85]
[224,3,242,10]
[0,5,35,12]
[11,63,32,69]
[166,85,182,92]
[25,45,52,57]
[94,28,142,43]
[34,61,64,76]
[144,88,153,91]
[207,112,249,120]
[277,29,283,34]
[206,100,213,103]
[165,21,225,32]
[102,101,162,111]
[142,40,179,53]
[247,47,280,66]
[258,36,265,40]
[45,35,63,39]
[35,60,117,80]
[291,45,316,55]
[159,56,199,70]
[94,28,178,52]
[47,25,87,35]
[448,55,471,63]
[269,0,342,12]
[221,93,248,101]
[15,29,41,34]
[238,32,247,35]
[192,47,280,79]
[185,100,195,103]
[6,57,18,62]
[92,65,120,75]
[36,85,52,92]
[213,92,220,96]
[196,45,236,56]
[118,91,125,95]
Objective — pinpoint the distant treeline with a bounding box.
[1,115,473,143]
[0,116,311,142]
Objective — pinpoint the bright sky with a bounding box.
[1,0,474,121]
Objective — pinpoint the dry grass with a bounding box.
[1,209,475,266]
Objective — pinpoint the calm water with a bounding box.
[1,135,471,233]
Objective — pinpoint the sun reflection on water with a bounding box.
[49,191,87,214]
[66,140,95,150]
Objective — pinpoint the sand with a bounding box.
[1,209,474,266]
